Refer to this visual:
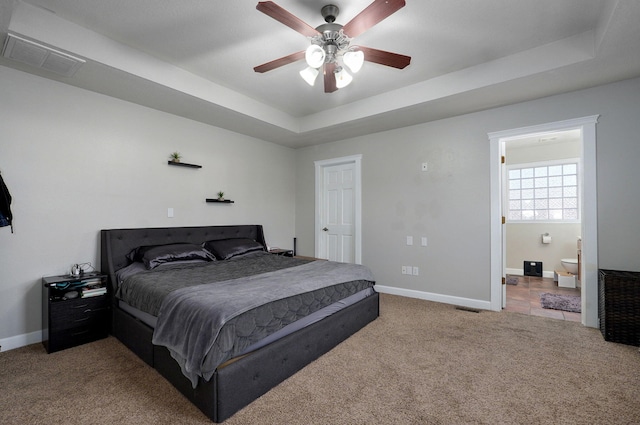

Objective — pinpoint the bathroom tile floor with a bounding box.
[505,275,582,322]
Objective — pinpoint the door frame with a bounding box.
[488,115,599,327]
[314,155,362,264]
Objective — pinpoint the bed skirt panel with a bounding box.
[113,305,154,366]
[153,291,379,422]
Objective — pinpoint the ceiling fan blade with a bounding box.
[358,46,411,69]
[256,1,320,38]
[324,62,337,93]
[342,0,406,38]
[254,51,305,73]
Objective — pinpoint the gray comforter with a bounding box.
[120,254,374,387]
[117,253,312,317]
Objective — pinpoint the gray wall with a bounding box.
[0,66,296,346]
[295,77,640,302]
[295,115,492,301]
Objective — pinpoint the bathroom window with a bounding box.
[507,159,580,222]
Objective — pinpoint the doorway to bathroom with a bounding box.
[503,130,582,321]
[488,116,599,327]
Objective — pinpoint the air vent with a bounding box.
[2,33,85,77]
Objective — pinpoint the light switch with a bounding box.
[421,162,428,171]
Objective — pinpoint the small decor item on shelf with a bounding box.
[169,151,182,163]
[217,191,225,201]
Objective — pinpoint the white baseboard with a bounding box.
[0,330,42,352]
[506,268,555,279]
[375,285,492,311]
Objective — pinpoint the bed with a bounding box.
[100,225,379,422]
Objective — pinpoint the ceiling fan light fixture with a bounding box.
[343,49,364,73]
[334,67,353,88]
[255,1,410,92]
[299,66,320,86]
[305,44,326,68]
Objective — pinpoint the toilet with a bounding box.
[561,258,579,275]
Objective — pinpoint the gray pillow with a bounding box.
[127,243,215,269]
[203,238,265,260]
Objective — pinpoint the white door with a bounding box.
[315,155,362,264]
[323,163,355,262]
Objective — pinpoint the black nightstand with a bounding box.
[42,273,109,353]
[269,248,294,257]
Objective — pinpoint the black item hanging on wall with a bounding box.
[0,172,13,233]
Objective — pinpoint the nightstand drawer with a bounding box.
[48,325,108,353]
[50,296,108,331]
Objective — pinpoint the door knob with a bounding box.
[322,227,329,231]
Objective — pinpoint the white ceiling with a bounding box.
[1,0,640,147]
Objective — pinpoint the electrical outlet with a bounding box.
[406,236,413,245]
[167,207,174,218]
[403,266,419,276]
[421,237,428,246]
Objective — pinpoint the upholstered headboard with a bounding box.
[100,225,266,293]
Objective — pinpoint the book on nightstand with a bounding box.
[82,287,107,297]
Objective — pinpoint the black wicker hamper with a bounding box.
[598,269,640,346]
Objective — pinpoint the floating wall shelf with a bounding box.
[206,199,234,203]
[168,160,202,168]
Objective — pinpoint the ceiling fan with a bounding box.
[254,0,411,93]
